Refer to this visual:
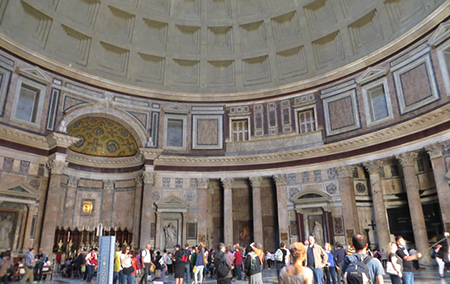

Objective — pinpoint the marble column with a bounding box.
[41,160,68,255]
[101,180,114,229]
[296,210,305,243]
[396,152,432,265]
[336,166,359,244]
[249,176,264,246]
[221,177,234,246]
[425,143,450,230]
[323,208,334,245]
[133,175,143,247]
[273,174,289,243]
[24,204,38,249]
[197,178,209,244]
[140,172,155,246]
[155,211,161,249]
[63,176,78,228]
[363,160,391,251]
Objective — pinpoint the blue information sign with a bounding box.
[97,236,115,284]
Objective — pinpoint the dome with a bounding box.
[67,117,138,157]
[0,0,445,100]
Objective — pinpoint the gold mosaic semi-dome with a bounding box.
[67,117,138,157]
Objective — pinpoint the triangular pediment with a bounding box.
[155,195,189,209]
[164,103,190,114]
[0,182,41,201]
[292,190,332,203]
[429,20,450,47]
[62,95,91,112]
[15,66,52,85]
[356,67,388,85]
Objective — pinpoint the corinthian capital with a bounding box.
[46,160,68,174]
[249,176,263,188]
[135,175,143,187]
[221,178,234,189]
[363,160,384,174]
[142,172,156,185]
[425,143,443,159]
[395,152,418,167]
[336,166,354,178]
[273,174,287,186]
[197,178,209,189]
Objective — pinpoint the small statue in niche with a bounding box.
[313,221,324,246]
[164,223,177,248]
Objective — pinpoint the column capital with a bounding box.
[273,174,287,186]
[46,132,81,149]
[363,160,384,174]
[135,175,143,187]
[425,143,444,159]
[142,172,156,185]
[249,176,263,188]
[196,178,210,189]
[46,160,68,175]
[104,180,114,190]
[395,152,418,167]
[221,177,234,189]
[336,166,354,178]
[68,175,79,188]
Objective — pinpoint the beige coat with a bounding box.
[305,244,328,269]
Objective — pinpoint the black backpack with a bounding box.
[216,253,229,279]
[343,254,373,284]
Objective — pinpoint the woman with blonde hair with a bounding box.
[279,242,313,284]
[386,242,402,284]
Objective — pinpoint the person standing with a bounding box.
[194,245,205,284]
[73,248,84,279]
[279,242,313,284]
[20,248,37,284]
[120,245,134,284]
[245,245,263,284]
[387,242,402,284]
[275,242,290,280]
[333,243,345,284]
[113,247,122,284]
[305,235,327,284]
[323,243,336,284]
[434,244,446,278]
[183,244,191,284]
[396,236,421,284]
[140,244,152,284]
[341,234,384,284]
[173,244,185,284]
[216,243,233,284]
[33,248,46,281]
[234,245,242,280]
[0,250,14,284]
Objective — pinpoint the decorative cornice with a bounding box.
[46,160,68,175]
[46,133,80,149]
[0,125,48,150]
[425,143,444,159]
[273,174,287,186]
[249,176,263,188]
[336,166,354,178]
[363,160,384,175]
[429,19,450,47]
[153,104,450,167]
[196,178,209,189]
[395,152,419,167]
[142,172,156,185]
[66,149,144,168]
[221,178,234,189]
[140,148,163,161]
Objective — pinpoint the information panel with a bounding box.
[97,236,115,284]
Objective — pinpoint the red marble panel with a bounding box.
[401,63,431,107]
[329,96,354,130]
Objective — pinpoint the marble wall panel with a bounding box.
[112,190,135,229]
[78,179,103,188]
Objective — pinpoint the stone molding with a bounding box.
[336,166,354,178]
[196,178,209,189]
[154,104,450,167]
[67,175,78,188]
[141,148,163,160]
[363,160,384,174]
[395,152,419,167]
[425,143,444,159]
[221,178,234,189]
[66,149,144,168]
[273,174,287,186]
[249,176,264,188]
[46,160,68,174]
[103,180,114,190]
[142,172,156,185]
[46,133,80,149]
[135,175,143,187]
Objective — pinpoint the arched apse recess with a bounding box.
[58,106,149,149]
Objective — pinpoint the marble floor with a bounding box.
[11,268,450,284]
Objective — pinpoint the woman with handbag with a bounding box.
[85,248,98,284]
[121,245,135,284]
[386,242,403,284]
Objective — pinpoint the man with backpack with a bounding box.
[183,244,191,284]
[341,234,384,284]
[216,242,232,284]
[275,242,290,280]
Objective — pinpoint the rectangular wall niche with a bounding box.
[164,114,187,149]
[192,114,223,150]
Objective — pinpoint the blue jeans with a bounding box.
[119,270,124,284]
[324,266,336,284]
[402,271,414,284]
[185,263,190,283]
[389,274,402,284]
[311,267,323,284]
[121,272,134,284]
[235,264,242,280]
[86,265,95,282]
